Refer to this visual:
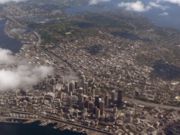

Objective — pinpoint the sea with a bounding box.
[0,122,84,135]
[0,20,22,53]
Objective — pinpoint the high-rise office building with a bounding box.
[95,107,100,119]
[111,90,116,104]
[104,94,109,108]
[99,101,105,116]
[94,96,101,108]
[69,81,75,92]
[117,90,123,108]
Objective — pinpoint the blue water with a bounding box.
[0,20,22,53]
[0,122,85,135]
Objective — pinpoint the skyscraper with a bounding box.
[99,101,105,116]
[117,90,123,108]
[69,81,75,92]
[94,96,101,108]
[111,90,116,104]
[104,94,109,108]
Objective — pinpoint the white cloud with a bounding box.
[157,0,180,6]
[0,48,53,90]
[149,1,168,10]
[0,48,16,65]
[89,0,111,5]
[159,11,169,16]
[118,0,169,12]
[118,1,151,12]
[0,0,25,4]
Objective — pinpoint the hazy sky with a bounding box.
[0,0,25,4]
[0,0,179,29]
[88,0,180,29]
[89,0,180,12]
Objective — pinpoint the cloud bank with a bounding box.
[118,0,168,12]
[0,48,53,91]
[0,0,25,4]
[89,0,110,5]
[158,0,180,6]
[118,1,151,12]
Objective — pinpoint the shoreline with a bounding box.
[0,18,23,53]
[0,18,87,135]
[0,121,85,135]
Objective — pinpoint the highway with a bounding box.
[41,115,112,135]
[125,97,180,111]
[0,109,112,135]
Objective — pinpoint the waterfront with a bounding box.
[0,0,179,135]
[0,20,22,53]
[0,19,83,135]
[165,121,180,135]
[0,122,84,135]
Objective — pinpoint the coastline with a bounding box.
[0,122,85,135]
[0,18,87,135]
[0,18,22,53]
